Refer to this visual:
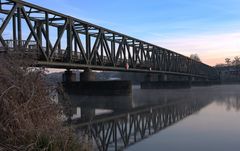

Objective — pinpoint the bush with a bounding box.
[0,53,81,150]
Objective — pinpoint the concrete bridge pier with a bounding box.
[144,73,159,82]
[62,69,77,82]
[62,68,132,96]
[190,76,212,86]
[188,76,195,84]
[80,68,96,81]
[62,68,96,82]
[158,74,168,81]
[141,73,190,89]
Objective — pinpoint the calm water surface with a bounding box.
[71,84,240,151]
[126,85,240,151]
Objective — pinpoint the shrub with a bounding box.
[0,53,82,151]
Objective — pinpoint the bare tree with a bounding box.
[190,54,201,62]
[224,56,240,66]
[225,58,231,65]
[232,56,240,65]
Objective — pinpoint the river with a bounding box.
[70,84,240,151]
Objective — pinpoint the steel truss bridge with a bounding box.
[74,100,210,151]
[0,0,218,80]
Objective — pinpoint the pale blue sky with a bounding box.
[22,0,240,65]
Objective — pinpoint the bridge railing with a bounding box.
[4,39,36,50]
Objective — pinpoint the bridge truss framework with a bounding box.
[0,0,219,80]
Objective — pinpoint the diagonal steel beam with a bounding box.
[72,25,88,63]
[115,37,125,63]
[0,3,18,35]
[41,26,53,51]
[102,33,114,65]
[89,31,101,62]
[134,47,142,65]
[125,40,133,67]
[50,20,67,59]
[23,23,37,48]
[21,6,48,60]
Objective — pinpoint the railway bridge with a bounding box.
[0,0,219,81]
[0,0,221,95]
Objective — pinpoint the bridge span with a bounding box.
[0,0,219,80]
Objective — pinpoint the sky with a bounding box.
[22,0,240,65]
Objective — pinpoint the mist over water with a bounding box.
[126,84,240,151]
[70,84,240,151]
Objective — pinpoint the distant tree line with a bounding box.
[215,56,240,67]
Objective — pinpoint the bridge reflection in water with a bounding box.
[71,98,210,151]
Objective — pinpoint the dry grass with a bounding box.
[0,53,83,151]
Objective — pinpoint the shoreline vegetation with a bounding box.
[0,53,91,151]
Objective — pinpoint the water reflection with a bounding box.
[126,85,240,151]
[66,84,240,151]
[74,100,210,151]
[216,96,240,111]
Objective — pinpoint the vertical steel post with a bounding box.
[100,30,103,63]
[85,25,90,63]
[45,12,49,57]
[12,14,16,48]
[36,21,42,50]
[17,7,22,47]
[140,43,143,63]
[74,37,77,56]
[111,33,115,62]
[57,27,62,53]
[123,38,126,62]
[57,26,62,54]
[67,18,73,62]
[132,40,136,64]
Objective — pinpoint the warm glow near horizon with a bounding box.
[153,32,240,66]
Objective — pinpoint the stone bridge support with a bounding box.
[62,68,132,96]
[80,68,96,81]
[62,69,77,82]
[158,74,168,81]
[141,73,190,89]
